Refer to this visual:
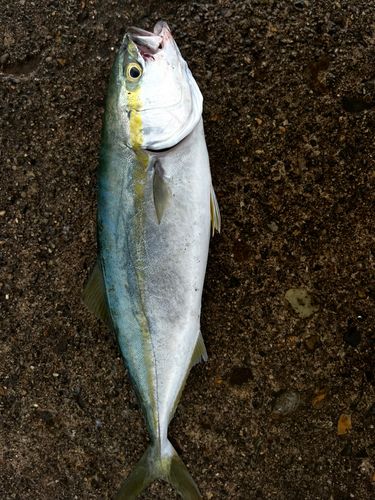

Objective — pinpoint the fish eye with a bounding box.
[126,63,142,82]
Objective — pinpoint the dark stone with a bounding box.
[355,448,369,458]
[340,442,352,456]
[294,1,303,8]
[343,326,361,347]
[303,184,312,193]
[342,97,374,113]
[229,366,253,386]
[368,402,375,416]
[129,402,139,410]
[40,410,54,426]
[229,276,240,288]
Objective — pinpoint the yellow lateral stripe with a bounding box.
[126,74,158,432]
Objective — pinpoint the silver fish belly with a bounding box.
[82,21,220,500]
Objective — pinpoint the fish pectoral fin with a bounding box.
[153,160,172,224]
[210,183,221,235]
[189,331,208,370]
[81,260,112,330]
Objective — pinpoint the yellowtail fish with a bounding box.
[82,21,220,500]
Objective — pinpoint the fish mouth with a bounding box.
[127,26,164,57]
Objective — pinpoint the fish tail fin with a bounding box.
[167,443,202,500]
[115,441,202,500]
[114,445,154,500]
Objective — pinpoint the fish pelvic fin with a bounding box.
[82,259,113,330]
[115,441,202,500]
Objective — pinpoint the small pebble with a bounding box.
[0,53,9,65]
[285,289,319,318]
[255,118,262,125]
[268,222,278,232]
[0,211,6,216]
[304,335,322,352]
[220,9,232,17]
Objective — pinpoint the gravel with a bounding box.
[1,0,375,499]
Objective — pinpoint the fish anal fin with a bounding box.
[210,184,221,235]
[81,260,112,330]
[189,331,208,370]
[169,332,207,423]
[153,160,172,224]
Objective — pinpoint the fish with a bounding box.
[82,21,220,500]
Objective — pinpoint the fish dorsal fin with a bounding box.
[153,160,172,224]
[189,331,208,370]
[210,184,221,235]
[82,260,112,330]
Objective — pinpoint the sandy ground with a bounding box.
[1,0,375,499]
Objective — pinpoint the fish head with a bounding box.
[118,21,202,150]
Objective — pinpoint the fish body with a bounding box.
[82,21,220,500]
